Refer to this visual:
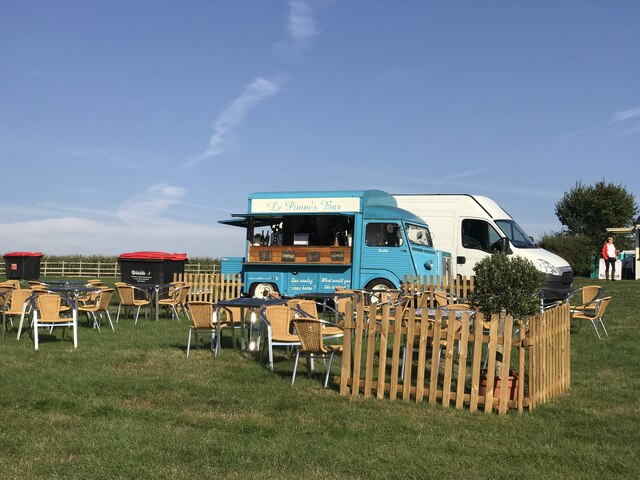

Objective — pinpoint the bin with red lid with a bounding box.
[3,252,43,280]
[117,251,188,286]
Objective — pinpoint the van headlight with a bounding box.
[537,259,560,276]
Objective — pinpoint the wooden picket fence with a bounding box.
[171,272,570,413]
[336,290,570,414]
[401,274,475,302]
[172,273,243,302]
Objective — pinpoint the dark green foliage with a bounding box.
[469,253,546,319]
[538,233,595,277]
[555,180,637,254]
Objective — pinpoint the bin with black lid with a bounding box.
[3,252,43,280]
[117,251,188,286]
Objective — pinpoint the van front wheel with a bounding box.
[365,279,395,303]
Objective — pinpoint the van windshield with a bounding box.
[495,220,536,248]
[406,223,433,247]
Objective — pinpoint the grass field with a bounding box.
[1,277,639,479]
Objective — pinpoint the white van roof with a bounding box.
[393,194,512,220]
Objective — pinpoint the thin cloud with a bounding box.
[68,145,155,170]
[611,105,640,123]
[541,103,640,147]
[288,0,317,46]
[274,0,318,60]
[186,75,287,167]
[39,203,116,218]
[117,183,185,225]
[436,169,484,184]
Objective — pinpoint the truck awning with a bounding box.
[218,214,283,229]
[219,212,354,229]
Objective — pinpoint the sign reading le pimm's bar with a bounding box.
[251,197,361,214]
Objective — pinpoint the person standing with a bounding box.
[602,237,618,280]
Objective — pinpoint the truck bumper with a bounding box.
[542,270,574,301]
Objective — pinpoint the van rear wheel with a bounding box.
[250,283,277,298]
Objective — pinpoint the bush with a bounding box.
[469,253,546,320]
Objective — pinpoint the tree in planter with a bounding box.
[468,253,546,377]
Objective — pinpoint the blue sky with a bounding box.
[1,1,639,257]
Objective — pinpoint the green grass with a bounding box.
[1,277,639,479]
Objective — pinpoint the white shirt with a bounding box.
[606,244,616,258]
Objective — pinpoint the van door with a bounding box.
[458,218,504,274]
[360,221,415,288]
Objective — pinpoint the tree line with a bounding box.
[539,180,638,277]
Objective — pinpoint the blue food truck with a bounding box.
[220,190,451,297]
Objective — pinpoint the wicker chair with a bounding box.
[568,285,603,314]
[184,301,216,357]
[32,293,77,350]
[291,318,343,387]
[114,282,151,324]
[77,281,105,305]
[4,289,32,335]
[1,287,14,339]
[0,279,21,289]
[571,296,611,339]
[287,299,344,338]
[258,305,301,371]
[78,288,115,331]
[158,284,191,321]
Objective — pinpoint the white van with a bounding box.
[393,194,573,301]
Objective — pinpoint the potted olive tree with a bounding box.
[468,253,546,399]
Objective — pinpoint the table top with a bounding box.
[43,286,103,298]
[216,297,286,308]
[41,280,91,287]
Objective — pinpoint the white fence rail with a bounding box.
[0,261,219,278]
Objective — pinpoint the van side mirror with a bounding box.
[499,237,511,254]
[491,237,511,254]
